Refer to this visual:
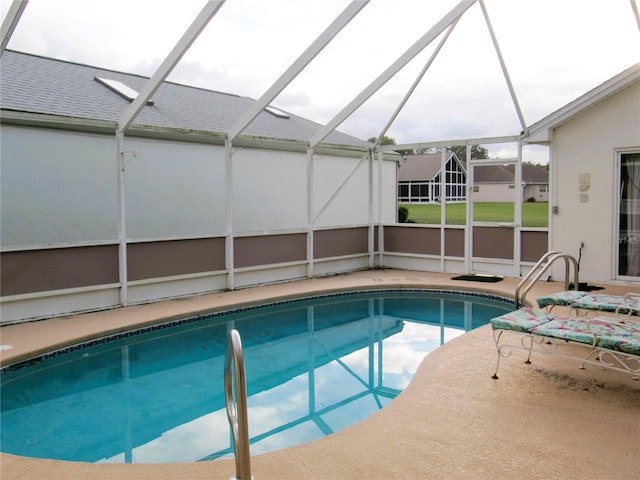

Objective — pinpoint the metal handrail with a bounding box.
[514,250,560,306]
[515,251,579,309]
[224,329,253,480]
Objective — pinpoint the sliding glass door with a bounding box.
[618,152,640,278]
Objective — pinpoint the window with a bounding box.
[264,105,290,119]
[398,183,409,202]
[94,77,154,105]
[618,152,640,277]
[540,184,549,193]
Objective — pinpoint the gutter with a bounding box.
[1,110,401,161]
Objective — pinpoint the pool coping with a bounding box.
[1,287,512,373]
[2,269,639,480]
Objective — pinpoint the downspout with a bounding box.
[378,150,384,267]
[225,137,234,290]
[549,130,557,272]
[116,130,127,306]
[465,145,473,273]
[514,142,523,277]
[307,145,314,278]
[440,149,446,272]
[368,148,374,268]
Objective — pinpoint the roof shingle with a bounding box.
[0,50,369,148]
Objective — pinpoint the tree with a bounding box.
[368,135,413,157]
[368,135,396,146]
[449,144,489,160]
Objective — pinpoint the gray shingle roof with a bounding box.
[474,164,548,184]
[398,152,456,181]
[399,152,548,184]
[0,50,369,148]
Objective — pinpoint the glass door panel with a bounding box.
[618,152,640,277]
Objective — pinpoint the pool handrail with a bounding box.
[515,251,579,309]
[224,328,253,480]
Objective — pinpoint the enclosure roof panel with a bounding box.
[0,50,369,148]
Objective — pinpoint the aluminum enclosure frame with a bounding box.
[1,0,553,322]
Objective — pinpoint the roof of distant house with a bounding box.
[399,152,548,184]
[474,164,548,184]
[398,152,459,181]
[0,50,370,149]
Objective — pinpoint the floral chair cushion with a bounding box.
[531,317,640,354]
[490,307,555,333]
[537,291,639,315]
[572,294,640,315]
[536,291,587,309]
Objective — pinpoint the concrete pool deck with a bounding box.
[1,269,639,479]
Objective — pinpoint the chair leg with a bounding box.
[491,330,503,379]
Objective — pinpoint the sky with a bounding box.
[1,0,639,162]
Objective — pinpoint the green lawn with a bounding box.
[400,202,549,227]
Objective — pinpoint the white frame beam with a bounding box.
[227,0,369,141]
[377,135,520,153]
[314,152,369,223]
[478,0,527,134]
[631,0,640,31]
[115,0,225,304]
[372,18,460,149]
[117,0,226,133]
[0,0,28,55]
[310,0,477,149]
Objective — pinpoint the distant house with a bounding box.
[472,164,549,202]
[398,152,548,203]
[398,151,466,203]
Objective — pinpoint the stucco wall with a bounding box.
[1,125,396,248]
[472,184,516,202]
[551,81,640,282]
[0,126,118,246]
[472,183,549,203]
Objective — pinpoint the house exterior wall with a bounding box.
[1,125,395,248]
[0,124,398,323]
[472,183,549,203]
[524,184,549,202]
[551,81,640,283]
[125,137,227,239]
[1,126,119,246]
[471,184,515,202]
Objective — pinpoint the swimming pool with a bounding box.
[0,289,511,464]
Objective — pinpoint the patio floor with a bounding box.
[1,269,638,479]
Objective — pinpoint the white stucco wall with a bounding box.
[1,125,397,248]
[551,81,640,283]
[0,126,118,247]
[233,148,308,233]
[124,137,226,239]
[524,184,549,202]
[313,153,371,229]
[472,184,516,202]
[472,184,549,203]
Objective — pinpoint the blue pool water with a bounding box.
[0,290,511,464]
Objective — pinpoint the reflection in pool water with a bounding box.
[0,290,511,464]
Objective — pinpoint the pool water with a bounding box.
[0,290,511,464]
